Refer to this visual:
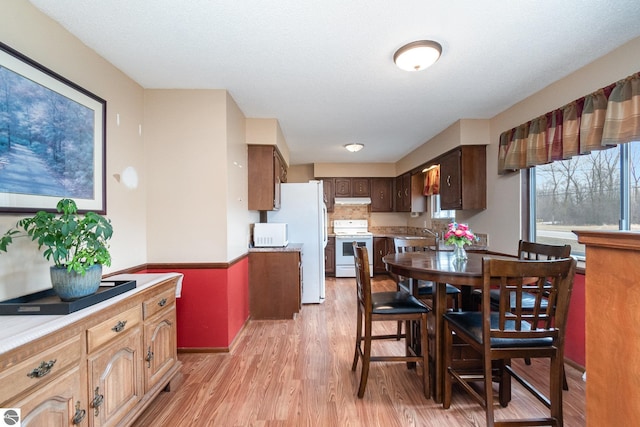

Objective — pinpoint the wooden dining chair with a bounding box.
[351,243,431,398]
[442,256,577,427]
[392,237,461,339]
[490,240,572,390]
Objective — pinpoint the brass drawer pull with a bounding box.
[72,401,86,425]
[158,298,167,307]
[91,387,104,416]
[27,359,57,378]
[111,320,127,333]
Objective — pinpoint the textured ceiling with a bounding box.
[28,0,640,165]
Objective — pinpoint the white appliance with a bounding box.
[267,181,328,303]
[333,219,373,278]
[253,223,289,247]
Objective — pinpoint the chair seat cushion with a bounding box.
[371,292,430,315]
[398,280,461,296]
[443,312,553,348]
[488,289,548,310]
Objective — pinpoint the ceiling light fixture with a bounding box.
[394,40,442,72]
[344,143,364,152]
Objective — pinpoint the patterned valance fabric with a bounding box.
[498,71,640,174]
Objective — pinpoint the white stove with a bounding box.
[333,220,373,277]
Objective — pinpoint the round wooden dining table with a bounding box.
[383,250,512,403]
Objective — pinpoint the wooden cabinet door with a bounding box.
[401,173,411,211]
[248,145,287,211]
[371,178,393,212]
[322,178,335,212]
[373,237,392,274]
[13,366,86,427]
[249,252,301,319]
[352,178,370,196]
[394,173,411,212]
[273,151,282,210]
[87,328,143,427]
[143,305,177,393]
[334,178,351,197]
[439,149,462,210]
[439,146,486,210]
[325,237,335,276]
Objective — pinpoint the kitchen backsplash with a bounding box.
[328,205,488,248]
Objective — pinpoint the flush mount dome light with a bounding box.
[394,40,442,72]
[345,143,364,152]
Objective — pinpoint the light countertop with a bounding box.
[0,272,183,355]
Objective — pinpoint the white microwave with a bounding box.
[253,223,289,247]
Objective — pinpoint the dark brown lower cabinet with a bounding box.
[249,251,302,319]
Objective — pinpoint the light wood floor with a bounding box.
[133,276,586,427]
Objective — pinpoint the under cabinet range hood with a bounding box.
[334,197,372,205]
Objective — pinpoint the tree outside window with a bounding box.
[533,141,640,257]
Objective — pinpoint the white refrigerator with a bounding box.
[267,181,328,303]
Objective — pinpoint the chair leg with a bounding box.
[351,306,362,371]
[498,359,511,407]
[484,352,496,427]
[550,355,564,425]
[562,364,569,391]
[405,320,416,369]
[442,321,453,409]
[357,319,372,398]
[396,320,402,340]
[420,312,430,399]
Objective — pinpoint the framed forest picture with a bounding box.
[0,42,106,213]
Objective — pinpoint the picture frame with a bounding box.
[0,42,106,214]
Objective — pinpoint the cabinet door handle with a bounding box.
[158,298,167,307]
[447,175,451,186]
[146,346,155,368]
[111,320,127,333]
[27,359,56,378]
[91,387,104,416]
[72,401,87,425]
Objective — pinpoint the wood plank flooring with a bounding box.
[132,275,586,426]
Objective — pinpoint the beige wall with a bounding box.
[144,89,241,262]
[0,2,148,299]
[313,163,396,177]
[246,118,290,167]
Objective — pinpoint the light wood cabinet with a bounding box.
[370,178,393,212]
[438,145,486,210]
[87,325,143,427]
[0,276,180,427]
[249,250,302,319]
[248,145,287,211]
[574,231,640,426]
[11,366,86,427]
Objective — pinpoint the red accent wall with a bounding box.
[142,258,250,349]
[564,272,585,367]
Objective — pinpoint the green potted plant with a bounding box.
[0,198,113,301]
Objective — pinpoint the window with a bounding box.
[431,194,454,219]
[530,141,640,257]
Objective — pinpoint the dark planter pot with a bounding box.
[50,264,102,302]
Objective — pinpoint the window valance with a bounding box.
[498,71,640,174]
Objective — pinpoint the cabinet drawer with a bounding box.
[0,335,81,405]
[87,305,142,353]
[143,287,176,320]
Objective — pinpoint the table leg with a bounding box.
[432,281,447,403]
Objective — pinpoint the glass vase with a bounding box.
[452,244,468,261]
